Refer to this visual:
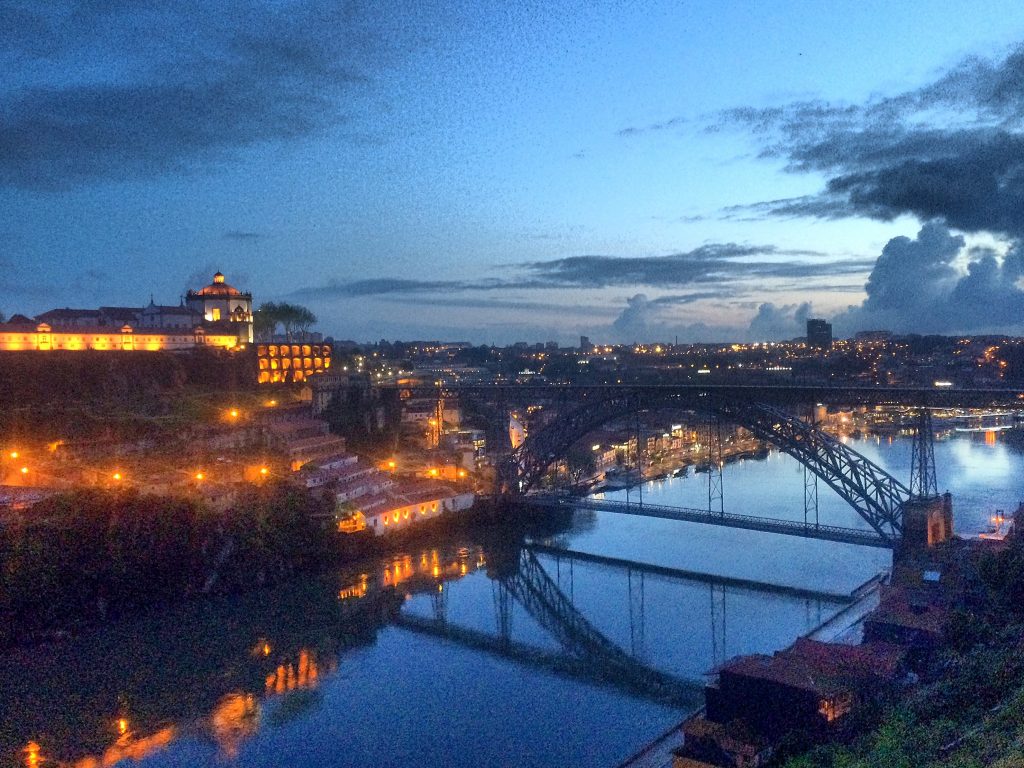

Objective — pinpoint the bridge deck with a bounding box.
[529,495,893,548]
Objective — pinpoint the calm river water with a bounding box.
[1,431,1021,768]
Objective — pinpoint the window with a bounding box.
[211,308,221,321]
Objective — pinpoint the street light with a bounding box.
[112,472,123,482]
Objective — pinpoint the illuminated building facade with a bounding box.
[185,272,253,343]
[340,485,475,535]
[0,271,252,352]
[255,342,332,384]
[0,321,240,352]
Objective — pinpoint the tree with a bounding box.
[277,303,317,339]
[252,302,317,341]
[565,443,597,489]
[253,302,279,341]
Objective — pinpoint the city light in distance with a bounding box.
[195,472,205,481]
[112,472,122,481]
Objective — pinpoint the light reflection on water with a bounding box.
[2,433,1020,767]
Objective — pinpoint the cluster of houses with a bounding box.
[262,405,474,536]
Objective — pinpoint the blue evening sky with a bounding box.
[2,1,1024,343]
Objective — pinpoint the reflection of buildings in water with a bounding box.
[63,725,177,768]
[44,647,330,768]
[338,573,370,600]
[264,649,331,697]
[375,546,487,592]
[15,548,493,768]
[210,693,259,759]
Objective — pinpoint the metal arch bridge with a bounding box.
[383,383,1024,546]
[499,391,922,543]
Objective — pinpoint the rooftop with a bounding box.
[187,271,250,298]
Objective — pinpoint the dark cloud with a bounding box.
[714,44,1024,237]
[522,244,870,288]
[292,245,871,301]
[835,223,1024,334]
[0,1,395,189]
[379,296,609,315]
[617,116,687,137]
[292,278,490,299]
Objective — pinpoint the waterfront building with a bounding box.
[702,638,904,739]
[339,481,475,535]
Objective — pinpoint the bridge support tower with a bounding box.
[902,407,953,550]
[900,493,953,550]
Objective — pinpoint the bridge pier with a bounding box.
[900,493,953,550]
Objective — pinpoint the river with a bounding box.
[1,431,1021,768]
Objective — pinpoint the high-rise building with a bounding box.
[806,318,833,350]
[580,335,591,351]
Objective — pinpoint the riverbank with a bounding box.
[0,486,568,651]
[615,570,889,768]
[618,524,1024,768]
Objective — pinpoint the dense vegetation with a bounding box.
[0,483,335,648]
[0,350,257,442]
[781,536,1024,768]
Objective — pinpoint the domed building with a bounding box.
[185,272,253,344]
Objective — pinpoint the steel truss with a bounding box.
[909,408,939,499]
[503,389,909,542]
[713,401,907,540]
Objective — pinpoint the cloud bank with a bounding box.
[0,1,395,189]
[709,44,1024,240]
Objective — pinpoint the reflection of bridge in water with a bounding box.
[395,543,848,707]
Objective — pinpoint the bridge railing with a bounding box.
[531,495,893,548]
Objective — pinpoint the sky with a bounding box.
[2,0,1024,344]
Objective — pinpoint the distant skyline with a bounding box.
[2,1,1024,344]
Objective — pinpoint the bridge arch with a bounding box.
[500,391,908,542]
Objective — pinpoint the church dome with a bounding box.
[191,271,245,297]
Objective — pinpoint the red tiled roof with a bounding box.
[719,638,904,694]
[868,587,950,635]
